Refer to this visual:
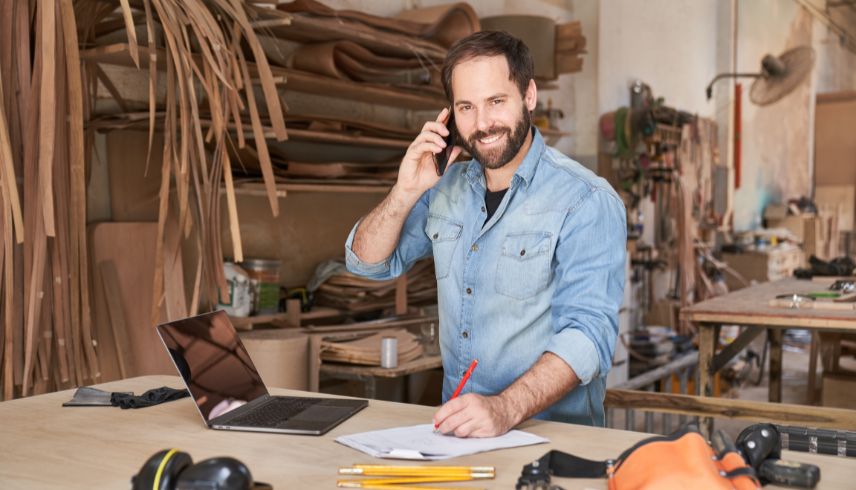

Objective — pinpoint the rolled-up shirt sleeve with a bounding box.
[546,188,627,386]
[345,190,433,280]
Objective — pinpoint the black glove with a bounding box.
[111,386,189,409]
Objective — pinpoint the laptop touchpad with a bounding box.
[286,406,350,423]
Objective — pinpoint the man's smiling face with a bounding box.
[450,55,536,170]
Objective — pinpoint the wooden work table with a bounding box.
[1,376,854,489]
[681,277,856,431]
[682,278,856,399]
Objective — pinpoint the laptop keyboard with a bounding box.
[229,397,321,427]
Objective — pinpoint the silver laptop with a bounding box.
[156,310,367,435]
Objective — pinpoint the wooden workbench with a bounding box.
[1,375,854,489]
[681,278,856,428]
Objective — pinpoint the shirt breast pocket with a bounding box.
[496,232,552,300]
[425,215,463,279]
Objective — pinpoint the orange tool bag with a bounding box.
[515,425,759,490]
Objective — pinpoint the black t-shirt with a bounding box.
[484,188,508,225]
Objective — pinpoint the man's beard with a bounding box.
[462,107,531,170]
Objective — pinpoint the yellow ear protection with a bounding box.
[132,449,193,490]
[132,449,272,490]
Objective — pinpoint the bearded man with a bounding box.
[345,31,627,437]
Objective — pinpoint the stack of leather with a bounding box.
[480,15,586,80]
[251,0,480,95]
[314,259,438,313]
[320,329,424,366]
[219,114,409,185]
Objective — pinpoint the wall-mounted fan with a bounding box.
[705,46,816,105]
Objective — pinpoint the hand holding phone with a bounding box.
[435,110,457,176]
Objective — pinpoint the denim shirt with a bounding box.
[345,128,627,426]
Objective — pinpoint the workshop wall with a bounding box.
[597,0,719,117]
[730,2,856,231]
[814,4,856,93]
[595,0,719,303]
[732,2,815,232]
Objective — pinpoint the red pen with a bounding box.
[435,359,478,429]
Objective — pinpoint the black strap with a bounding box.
[516,449,609,489]
[724,466,759,481]
[540,450,609,478]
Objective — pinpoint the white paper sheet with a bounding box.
[335,424,549,460]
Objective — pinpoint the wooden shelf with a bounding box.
[230,306,344,331]
[320,354,442,378]
[227,181,392,198]
[81,43,447,111]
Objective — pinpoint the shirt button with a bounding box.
[466,287,472,295]
[520,249,526,256]
[462,331,469,339]
[432,233,439,239]
[481,206,486,213]
[471,244,478,252]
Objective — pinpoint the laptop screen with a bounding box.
[157,310,268,422]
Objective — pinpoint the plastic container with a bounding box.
[218,262,252,317]
[380,337,398,369]
[242,258,282,315]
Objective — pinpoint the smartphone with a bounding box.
[435,111,457,176]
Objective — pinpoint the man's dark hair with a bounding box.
[441,30,534,102]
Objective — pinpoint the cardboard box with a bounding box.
[720,247,805,291]
[239,329,309,390]
[766,216,816,243]
[822,372,856,410]
[816,185,855,233]
[766,215,836,259]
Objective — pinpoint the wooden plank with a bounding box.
[605,389,856,430]
[162,214,188,320]
[229,306,344,331]
[299,316,438,334]
[394,274,407,316]
[710,326,763,374]
[89,223,174,377]
[233,182,391,196]
[697,325,716,398]
[117,0,140,68]
[1,171,12,399]
[99,261,132,379]
[36,0,56,238]
[808,330,820,404]
[236,47,279,218]
[0,70,23,243]
[769,328,783,403]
